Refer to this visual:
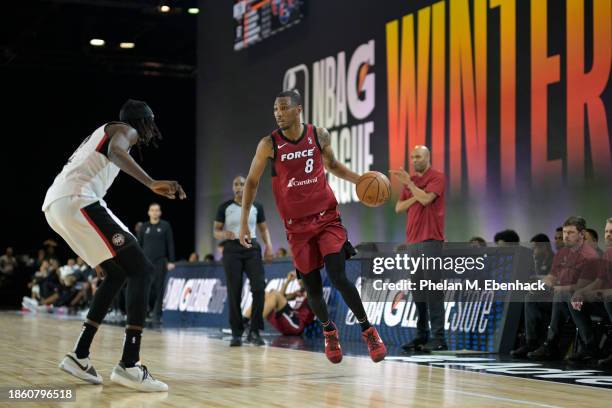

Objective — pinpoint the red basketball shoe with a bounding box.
[323,323,343,364]
[362,326,386,362]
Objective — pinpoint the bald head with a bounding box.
[411,145,431,173]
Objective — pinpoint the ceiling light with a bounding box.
[89,38,105,46]
[119,42,135,49]
[160,5,170,13]
[188,8,199,14]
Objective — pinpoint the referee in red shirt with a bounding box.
[391,145,447,352]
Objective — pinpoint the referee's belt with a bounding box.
[222,238,259,247]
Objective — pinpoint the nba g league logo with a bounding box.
[283,40,376,204]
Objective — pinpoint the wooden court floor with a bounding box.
[0,313,610,408]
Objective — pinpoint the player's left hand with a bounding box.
[389,168,412,186]
[150,180,187,200]
[239,224,252,249]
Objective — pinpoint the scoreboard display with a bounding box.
[233,0,305,51]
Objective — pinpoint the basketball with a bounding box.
[356,171,391,207]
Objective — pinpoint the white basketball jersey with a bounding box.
[42,124,121,211]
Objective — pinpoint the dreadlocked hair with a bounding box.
[126,117,162,160]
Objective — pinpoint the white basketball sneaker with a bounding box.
[21,296,39,312]
[58,352,103,385]
[110,363,168,392]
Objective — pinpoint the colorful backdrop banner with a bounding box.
[196,0,611,255]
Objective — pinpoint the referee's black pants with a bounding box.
[222,240,266,337]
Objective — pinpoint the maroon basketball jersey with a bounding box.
[270,124,338,221]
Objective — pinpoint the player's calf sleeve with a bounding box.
[86,259,127,324]
[324,252,368,322]
[113,245,155,327]
[299,269,330,323]
[306,293,330,325]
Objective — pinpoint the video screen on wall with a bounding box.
[233,0,305,51]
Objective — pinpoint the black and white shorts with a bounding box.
[44,196,136,267]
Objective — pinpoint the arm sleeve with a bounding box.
[215,202,227,223]
[166,222,175,262]
[424,173,445,196]
[254,202,266,223]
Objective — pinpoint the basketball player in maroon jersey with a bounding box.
[239,90,386,363]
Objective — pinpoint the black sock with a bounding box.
[74,322,98,359]
[322,320,335,332]
[357,316,371,332]
[120,329,142,368]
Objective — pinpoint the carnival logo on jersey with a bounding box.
[282,40,376,204]
[112,233,125,247]
[287,177,318,188]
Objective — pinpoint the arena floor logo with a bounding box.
[387,355,612,388]
[163,278,227,314]
[282,40,376,204]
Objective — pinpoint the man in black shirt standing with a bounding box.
[138,202,175,324]
[215,176,273,347]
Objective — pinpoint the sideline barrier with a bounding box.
[162,246,531,353]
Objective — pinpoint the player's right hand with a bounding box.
[239,224,252,248]
[150,180,187,200]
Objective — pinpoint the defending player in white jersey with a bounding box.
[42,99,186,392]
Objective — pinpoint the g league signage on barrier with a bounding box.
[162,246,528,353]
[163,278,227,314]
